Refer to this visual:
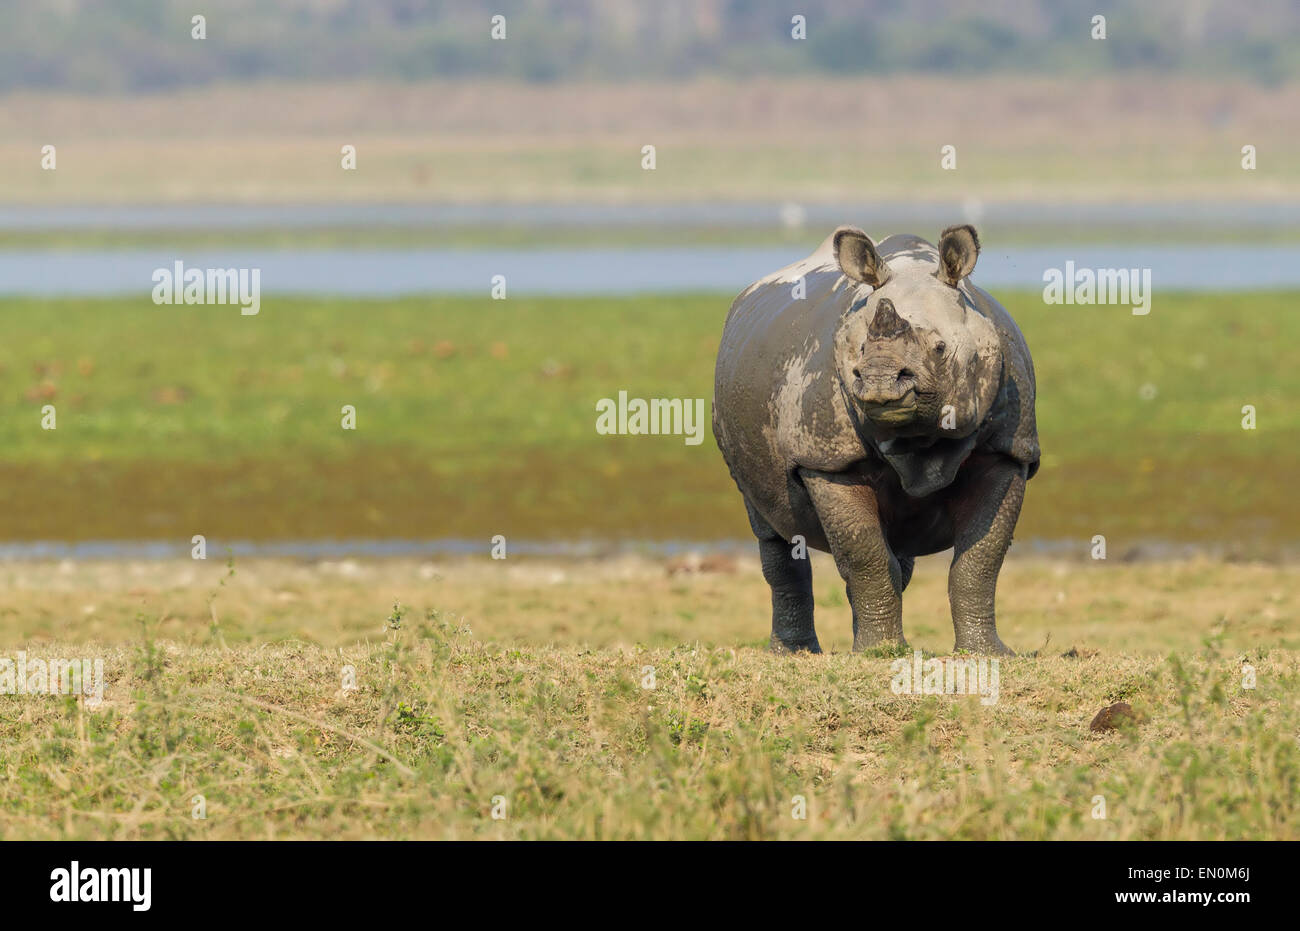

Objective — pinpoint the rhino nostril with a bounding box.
[898,367,917,380]
[852,368,861,379]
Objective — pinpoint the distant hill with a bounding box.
[2,0,1298,92]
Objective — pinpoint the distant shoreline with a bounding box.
[2,76,1297,204]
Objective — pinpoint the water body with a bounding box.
[0,244,1297,296]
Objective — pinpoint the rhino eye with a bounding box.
[934,341,947,355]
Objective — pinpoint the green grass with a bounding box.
[0,291,1296,544]
[1,555,1296,840]
[9,635,1294,840]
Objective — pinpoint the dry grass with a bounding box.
[0,554,1296,840]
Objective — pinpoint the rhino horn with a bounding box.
[867,298,910,340]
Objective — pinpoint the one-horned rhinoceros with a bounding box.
[712,225,1039,655]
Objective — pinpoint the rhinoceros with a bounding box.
[712,225,1039,655]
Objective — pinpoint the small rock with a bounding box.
[1090,701,1137,733]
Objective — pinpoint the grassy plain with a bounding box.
[0,290,1295,546]
[3,69,1297,845]
[2,282,1295,841]
[0,554,1295,840]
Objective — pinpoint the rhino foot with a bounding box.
[769,635,822,655]
[852,635,909,655]
[953,629,1015,656]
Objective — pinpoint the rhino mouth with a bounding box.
[859,389,918,424]
[854,370,922,423]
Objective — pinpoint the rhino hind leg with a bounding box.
[798,469,907,652]
[744,499,820,654]
[898,555,915,592]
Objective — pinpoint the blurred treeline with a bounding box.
[2,0,1298,92]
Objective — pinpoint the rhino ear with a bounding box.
[833,226,890,287]
[937,224,980,285]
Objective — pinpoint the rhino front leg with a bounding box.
[799,469,906,651]
[947,455,1026,655]
[744,499,820,654]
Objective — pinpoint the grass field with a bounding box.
[0,290,1295,546]
[3,67,1296,847]
[1,553,1295,840]
[3,280,1297,840]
